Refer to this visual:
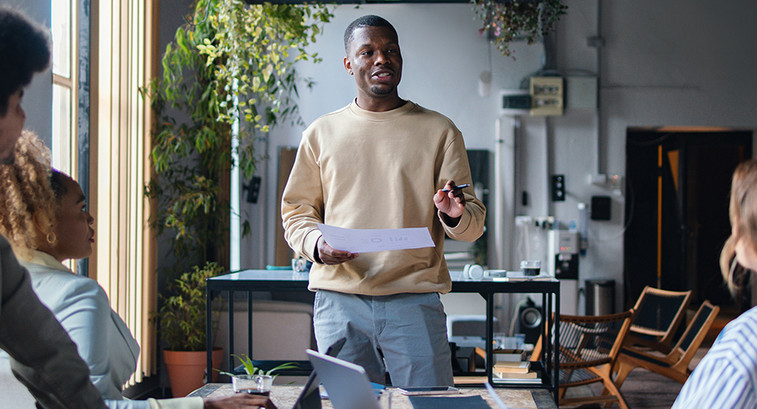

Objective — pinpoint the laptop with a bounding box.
[291,337,346,409]
[306,349,383,409]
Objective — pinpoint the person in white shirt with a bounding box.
[0,131,277,409]
[672,159,757,409]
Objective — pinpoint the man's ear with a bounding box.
[344,56,353,75]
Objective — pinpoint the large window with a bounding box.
[51,0,78,274]
[91,0,159,384]
[49,0,159,385]
[51,0,76,177]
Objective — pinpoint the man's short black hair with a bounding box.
[343,15,397,53]
[0,6,50,116]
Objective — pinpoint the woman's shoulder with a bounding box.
[720,306,757,340]
[704,306,757,370]
[23,262,108,309]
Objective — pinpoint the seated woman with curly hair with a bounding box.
[0,131,276,409]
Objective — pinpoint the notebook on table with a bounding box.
[407,383,510,409]
[407,395,491,409]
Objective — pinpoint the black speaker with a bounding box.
[243,176,261,203]
[591,195,611,220]
[517,297,543,345]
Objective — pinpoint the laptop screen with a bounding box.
[306,348,382,409]
[292,337,346,409]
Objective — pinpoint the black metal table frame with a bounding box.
[206,270,560,403]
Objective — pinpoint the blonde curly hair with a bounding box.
[720,159,757,294]
[0,129,57,260]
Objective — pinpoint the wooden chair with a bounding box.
[532,310,634,409]
[614,300,719,387]
[625,286,692,353]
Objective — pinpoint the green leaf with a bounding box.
[146,0,332,289]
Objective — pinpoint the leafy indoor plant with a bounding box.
[472,0,567,57]
[157,262,225,351]
[145,0,333,273]
[158,262,225,396]
[146,0,331,396]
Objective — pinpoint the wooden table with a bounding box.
[189,384,558,409]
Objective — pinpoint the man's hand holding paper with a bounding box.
[316,234,359,265]
[317,223,435,256]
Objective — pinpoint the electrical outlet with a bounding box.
[551,174,565,202]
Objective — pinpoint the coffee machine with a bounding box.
[548,230,579,314]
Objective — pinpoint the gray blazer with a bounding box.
[0,235,107,409]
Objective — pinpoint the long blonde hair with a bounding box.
[720,159,757,294]
[0,130,57,260]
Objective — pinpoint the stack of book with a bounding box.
[492,361,541,384]
[493,349,526,363]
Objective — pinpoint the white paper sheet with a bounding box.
[317,223,435,253]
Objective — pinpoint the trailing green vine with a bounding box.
[145,0,332,271]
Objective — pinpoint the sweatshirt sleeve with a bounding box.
[281,133,325,262]
[436,131,486,242]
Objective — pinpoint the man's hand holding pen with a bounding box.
[434,180,467,226]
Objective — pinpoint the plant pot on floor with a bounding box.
[163,348,223,397]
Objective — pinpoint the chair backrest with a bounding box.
[668,300,719,364]
[558,310,634,370]
[630,286,692,345]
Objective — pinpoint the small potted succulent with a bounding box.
[222,354,298,395]
[472,0,567,57]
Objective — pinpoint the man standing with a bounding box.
[0,5,107,409]
[282,15,485,387]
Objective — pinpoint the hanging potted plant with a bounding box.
[472,0,567,57]
[144,0,332,397]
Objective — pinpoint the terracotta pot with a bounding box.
[163,348,223,397]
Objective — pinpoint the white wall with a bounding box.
[550,0,757,310]
[239,4,545,273]
[202,0,757,311]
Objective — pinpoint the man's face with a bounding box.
[0,89,26,163]
[344,26,403,104]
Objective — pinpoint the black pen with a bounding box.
[441,183,470,192]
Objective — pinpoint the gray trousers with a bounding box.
[313,290,454,387]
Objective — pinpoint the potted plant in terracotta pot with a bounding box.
[157,262,226,397]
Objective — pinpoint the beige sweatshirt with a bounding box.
[282,100,486,296]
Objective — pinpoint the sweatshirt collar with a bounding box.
[348,99,415,121]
